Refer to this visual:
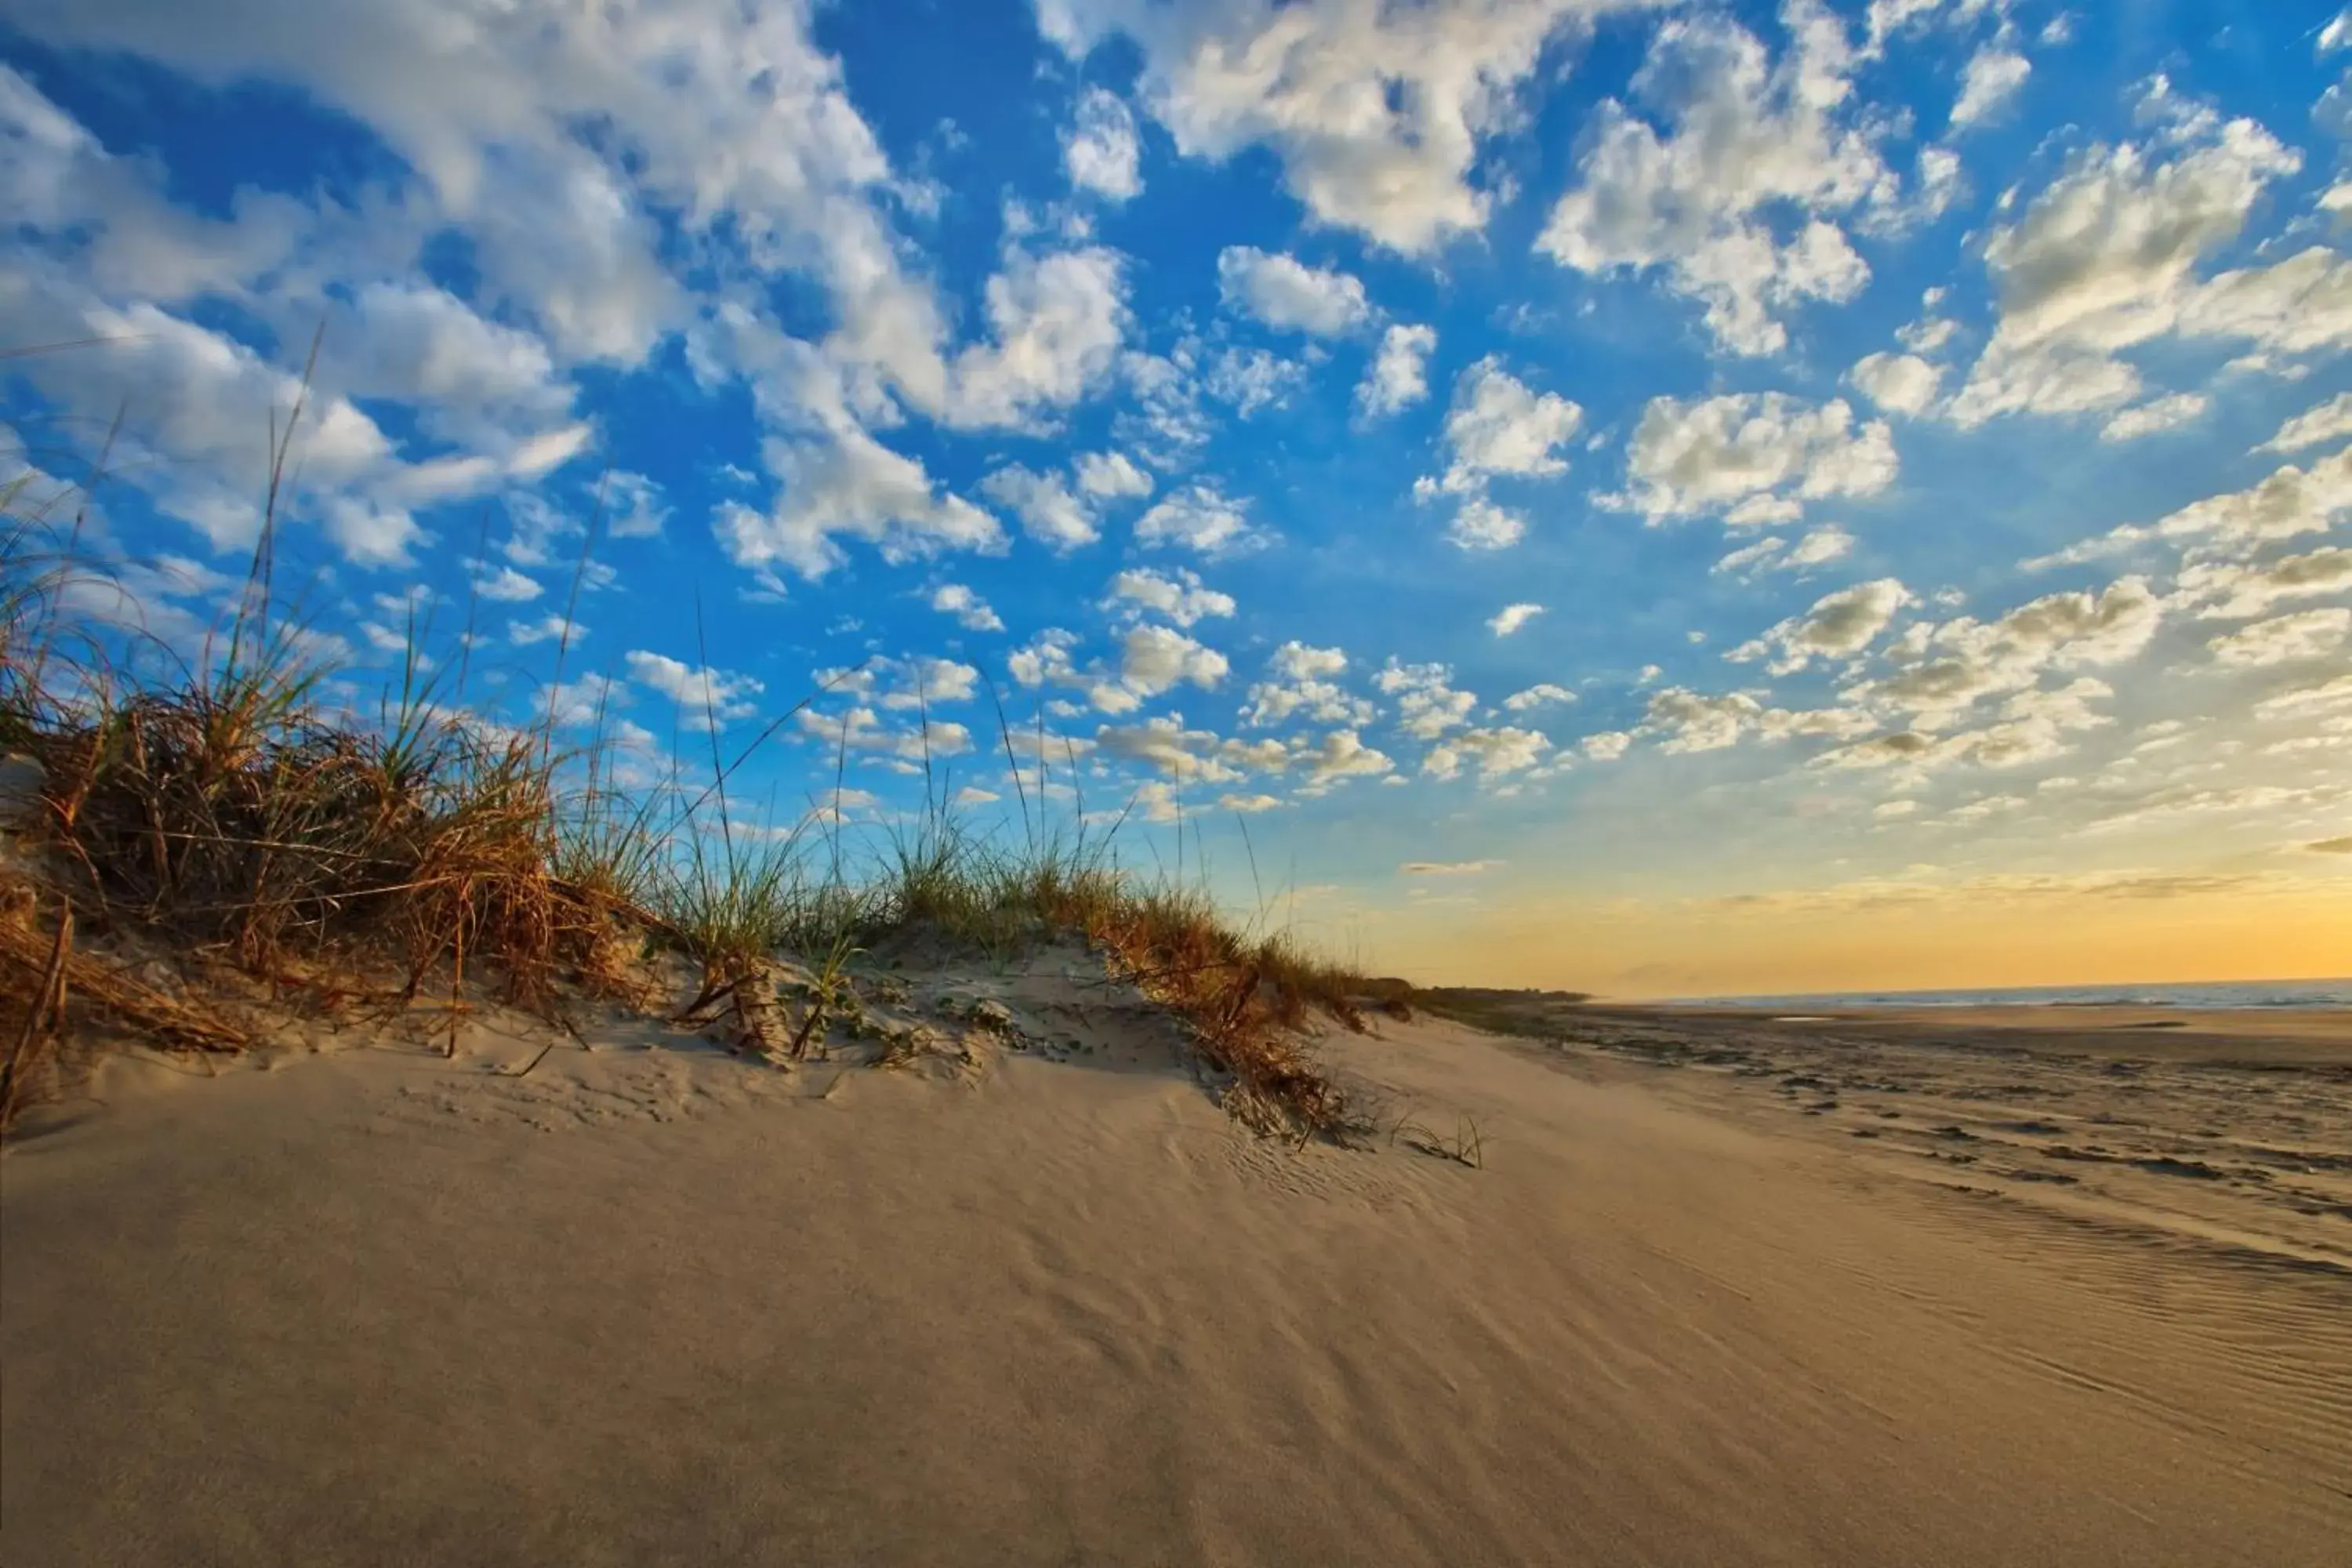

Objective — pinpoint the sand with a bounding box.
[5,960,2350,1566]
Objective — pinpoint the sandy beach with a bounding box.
[5,964,2348,1567]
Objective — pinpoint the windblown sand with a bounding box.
[5,963,2350,1566]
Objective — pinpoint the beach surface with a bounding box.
[5,967,2350,1566]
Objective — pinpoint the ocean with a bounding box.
[1669,978,2352,1011]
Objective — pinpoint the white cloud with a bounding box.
[1073,449,1154,498]
[1845,575,2164,729]
[2254,392,2352,456]
[1104,566,1236,627]
[1243,642,1375,728]
[1423,725,1549,782]
[1949,46,2029,130]
[625,649,764,727]
[1487,602,1545,637]
[1040,0,1633,255]
[1849,351,1942,416]
[1376,659,1477,739]
[1215,246,1370,336]
[1621,393,1896,523]
[1135,483,1256,555]
[507,612,575,647]
[1731,577,1912,673]
[1951,103,2328,426]
[474,564,544,603]
[2253,673,2352,720]
[1502,682,1574,711]
[1424,358,1584,495]
[946,246,1131,429]
[2100,392,2208,443]
[1294,728,1394,789]
[1581,730,1632,761]
[930,583,1004,633]
[1446,497,1528,551]
[1118,623,1229,698]
[2209,607,2351,667]
[2175,547,2352,619]
[1204,344,1308,416]
[1065,85,1142,201]
[1538,2,1896,355]
[982,463,1100,551]
[717,361,1005,580]
[1218,793,1283,813]
[1785,525,1856,569]
[1356,322,1438,419]
[602,470,669,539]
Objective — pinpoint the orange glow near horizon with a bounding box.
[1362,881,2352,1000]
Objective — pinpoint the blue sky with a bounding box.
[4,0,2350,994]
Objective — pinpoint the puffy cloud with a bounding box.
[1502,683,1575,711]
[1581,730,1632,760]
[929,583,1005,633]
[1422,725,1549,782]
[1064,85,1142,201]
[716,365,1004,580]
[1948,46,2028,130]
[2100,393,2209,444]
[1845,576,2163,729]
[1538,2,1896,354]
[1424,358,1584,494]
[2208,607,2352,668]
[2253,673,2352,721]
[1950,102,2339,426]
[982,464,1100,551]
[1243,642,1376,728]
[1731,578,1911,673]
[2154,446,2352,556]
[1104,566,1236,627]
[602,470,670,539]
[1487,602,1545,637]
[1073,449,1154,499]
[1446,498,1529,551]
[2253,393,2352,456]
[1620,393,1896,523]
[798,702,975,762]
[1376,659,1477,739]
[1135,483,1258,555]
[1039,0,1647,254]
[1007,625,1225,717]
[945,246,1131,429]
[1293,728,1395,789]
[1218,793,1283,813]
[1356,323,1438,418]
[1095,717,1279,785]
[1215,246,1371,336]
[625,649,764,727]
[1848,351,1942,416]
[1118,623,1229,697]
[818,655,982,711]
[1785,525,1856,569]
[473,564,544,603]
[1204,344,1309,415]
[2174,547,2352,619]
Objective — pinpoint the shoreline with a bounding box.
[1588,1001,2352,1065]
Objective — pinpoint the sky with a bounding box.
[2,0,2350,998]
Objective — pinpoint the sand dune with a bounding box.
[5,960,2350,1566]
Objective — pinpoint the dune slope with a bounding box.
[5,978,2349,1566]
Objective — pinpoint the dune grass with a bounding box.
[0,482,1374,1142]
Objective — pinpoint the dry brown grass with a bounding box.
[0,461,1370,1142]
